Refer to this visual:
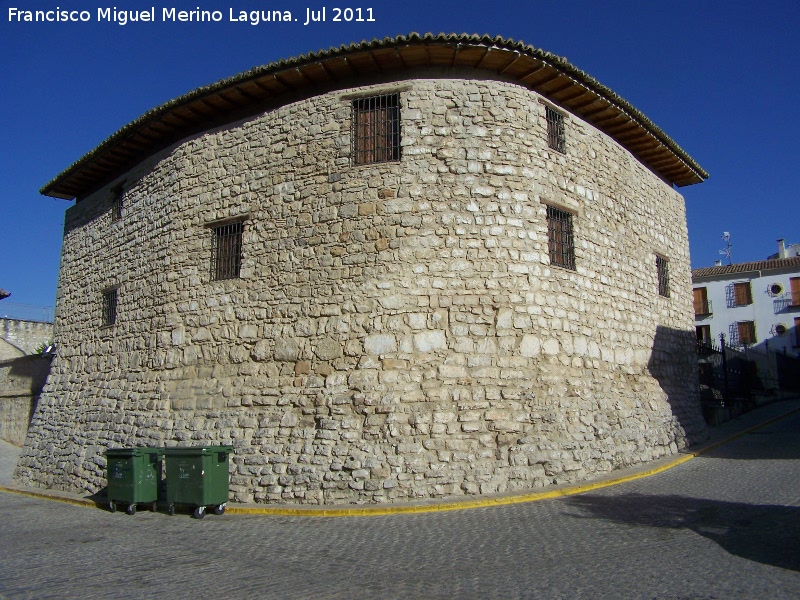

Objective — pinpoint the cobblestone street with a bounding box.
[2,401,799,599]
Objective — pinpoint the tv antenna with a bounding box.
[719,232,732,265]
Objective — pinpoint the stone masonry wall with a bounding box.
[17,75,707,503]
[0,320,54,445]
[0,355,51,445]
[1,319,54,356]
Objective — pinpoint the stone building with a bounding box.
[18,34,708,504]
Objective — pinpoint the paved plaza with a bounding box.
[1,400,799,599]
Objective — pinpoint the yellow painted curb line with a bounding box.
[0,485,99,509]
[230,404,800,516]
[224,455,697,517]
[3,405,799,517]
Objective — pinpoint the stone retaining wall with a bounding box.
[0,319,53,356]
[0,356,51,445]
[17,76,707,503]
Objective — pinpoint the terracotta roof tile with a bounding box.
[692,256,800,278]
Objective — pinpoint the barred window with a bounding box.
[102,288,118,327]
[211,221,243,281]
[545,106,566,154]
[726,281,753,307]
[352,93,400,165]
[546,205,575,270]
[656,255,670,298]
[110,185,124,221]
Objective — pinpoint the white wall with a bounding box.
[694,269,799,356]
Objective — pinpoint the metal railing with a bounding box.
[697,333,800,425]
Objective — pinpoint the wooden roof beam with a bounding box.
[558,88,593,105]
[604,121,640,136]
[547,80,580,98]
[576,103,612,119]
[229,84,261,103]
[215,90,247,109]
[272,72,298,91]
[497,52,524,75]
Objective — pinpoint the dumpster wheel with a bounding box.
[151,501,158,512]
[193,506,206,519]
[214,503,226,515]
[167,503,175,516]
[126,504,137,515]
[108,501,116,513]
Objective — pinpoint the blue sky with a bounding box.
[1,0,798,311]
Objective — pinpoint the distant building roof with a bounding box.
[767,242,800,260]
[692,256,800,279]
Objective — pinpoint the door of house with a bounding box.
[696,325,711,345]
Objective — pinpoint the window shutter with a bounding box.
[733,282,752,306]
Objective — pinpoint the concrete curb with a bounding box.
[3,402,799,517]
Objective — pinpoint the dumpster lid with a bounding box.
[104,446,163,457]
[162,445,233,456]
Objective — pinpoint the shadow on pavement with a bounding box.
[565,492,800,572]
[700,415,800,461]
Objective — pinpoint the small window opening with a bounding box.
[211,221,243,281]
[102,288,118,327]
[545,106,566,154]
[546,205,575,270]
[657,255,670,298]
[352,93,400,165]
[111,185,124,221]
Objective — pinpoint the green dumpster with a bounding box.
[105,447,163,515]
[163,445,233,518]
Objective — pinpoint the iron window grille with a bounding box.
[545,106,566,154]
[656,255,670,298]
[110,185,124,221]
[351,93,400,165]
[211,221,243,281]
[546,205,575,270]
[102,288,118,327]
[726,282,753,308]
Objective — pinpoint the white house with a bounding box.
[692,239,800,356]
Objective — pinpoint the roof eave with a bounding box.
[40,32,708,200]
